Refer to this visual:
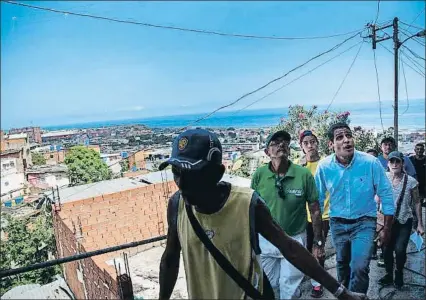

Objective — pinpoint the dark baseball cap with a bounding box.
[388,151,404,161]
[158,129,222,171]
[265,130,291,147]
[299,130,317,143]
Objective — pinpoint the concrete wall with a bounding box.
[1,157,26,200]
[53,180,178,299]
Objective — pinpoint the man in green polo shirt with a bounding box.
[251,130,325,299]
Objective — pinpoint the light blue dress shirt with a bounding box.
[315,150,394,219]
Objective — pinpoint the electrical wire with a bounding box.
[232,41,364,115]
[2,0,367,41]
[399,27,426,47]
[374,0,381,25]
[400,19,426,31]
[181,31,363,129]
[373,49,385,132]
[400,57,410,116]
[400,50,426,76]
[378,43,425,78]
[401,44,426,61]
[325,41,364,111]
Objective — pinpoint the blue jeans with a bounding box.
[330,216,376,293]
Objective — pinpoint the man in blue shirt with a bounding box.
[378,136,416,178]
[315,123,394,294]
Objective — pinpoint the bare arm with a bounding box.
[411,186,424,233]
[159,194,181,300]
[309,201,323,242]
[255,199,349,299]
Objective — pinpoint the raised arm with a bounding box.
[159,193,182,300]
[254,196,365,300]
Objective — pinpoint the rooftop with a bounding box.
[0,149,22,156]
[6,133,28,140]
[26,164,68,174]
[52,177,148,203]
[41,130,79,138]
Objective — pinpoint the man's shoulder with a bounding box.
[291,162,312,174]
[253,163,270,176]
[316,154,333,169]
[356,150,380,164]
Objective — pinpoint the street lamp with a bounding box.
[399,29,426,46]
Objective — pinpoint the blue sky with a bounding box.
[1,1,425,128]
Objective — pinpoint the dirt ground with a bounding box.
[128,212,425,300]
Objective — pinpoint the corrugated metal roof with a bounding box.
[1,277,73,299]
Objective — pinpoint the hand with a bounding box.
[312,245,325,262]
[340,290,368,300]
[417,224,425,236]
[379,228,390,247]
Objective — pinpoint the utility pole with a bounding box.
[393,17,399,148]
[369,17,400,148]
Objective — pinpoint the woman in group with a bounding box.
[379,151,424,288]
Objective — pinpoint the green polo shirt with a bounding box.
[251,161,318,236]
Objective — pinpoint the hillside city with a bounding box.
[1,1,425,300]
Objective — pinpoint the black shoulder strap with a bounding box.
[394,174,408,220]
[185,202,270,300]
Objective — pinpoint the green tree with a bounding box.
[120,159,129,173]
[230,156,252,178]
[0,212,60,296]
[31,152,46,166]
[65,146,112,186]
[275,105,351,156]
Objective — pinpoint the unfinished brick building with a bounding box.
[52,173,178,299]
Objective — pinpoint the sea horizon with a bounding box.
[4,99,425,132]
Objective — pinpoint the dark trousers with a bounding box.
[383,218,413,275]
[330,216,376,293]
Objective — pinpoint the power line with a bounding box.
[3,1,366,41]
[401,50,426,76]
[373,49,385,132]
[374,0,381,25]
[326,42,364,111]
[399,27,426,47]
[401,44,426,61]
[400,8,426,30]
[378,43,425,78]
[232,41,364,115]
[400,58,410,115]
[400,20,425,31]
[181,31,363,129]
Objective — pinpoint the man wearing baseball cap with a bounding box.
[251,130,325,299]
[298,129,330,298]
[159,129,366,300]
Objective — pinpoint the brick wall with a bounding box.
[53,180,178,299]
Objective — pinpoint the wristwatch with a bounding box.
[313,239,323,247]
[333,283,346,298]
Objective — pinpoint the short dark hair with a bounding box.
[415,143,425,148]
[328,122,351,141]
[380,136,396,146]
[367,149,378,155]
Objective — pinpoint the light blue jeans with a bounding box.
[330,216,376,294]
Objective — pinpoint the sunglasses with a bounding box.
[275,176,286,199]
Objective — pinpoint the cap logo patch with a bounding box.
[178,137,188,151]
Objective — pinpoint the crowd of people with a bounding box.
[158,125,425,300]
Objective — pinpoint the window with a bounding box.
[4,181,9,186]
[9,162,15,168]
[50,154,54,158]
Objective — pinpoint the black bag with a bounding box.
[185,202,275,300]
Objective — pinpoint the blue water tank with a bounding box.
[50,145,54,151]
[56,145,61,151]
[121,152,128,158]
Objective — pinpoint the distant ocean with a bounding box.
[44,100,425,132]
